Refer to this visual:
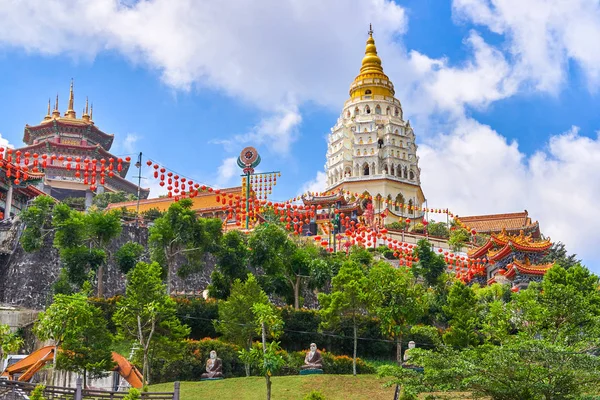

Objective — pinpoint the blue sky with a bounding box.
[0,0,599,272]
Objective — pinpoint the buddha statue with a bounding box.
[200,350,224,379]
[301,343,323,370]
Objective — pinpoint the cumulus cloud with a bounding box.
[300,170,327,195]
[420,120,600,270]
[212,106,302,155]
[452,0,600,91]
[214,157,239,188]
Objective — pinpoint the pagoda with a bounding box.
[468,229,553,290]
[14,81,149,204]
[322,25,425,223]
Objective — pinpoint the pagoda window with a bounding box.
[396,150,400,157]
[386,106,391,115]
[365,89,372,95]
[346,110,351,118]
[375,105,382,114]
[383,164,388,174]
[396,165,402,177]
[365,105,371,114]
[363,163,370,176]
[392,139,395,146]
[359,138,363,144]
[403,166,408,178]
[345,167,352,177]
[409,170,415,180]
[394,129,399,135]
[368,137,372,143]
[395,194,404,212]
[395,107,400,117]
[408,199,414,215]
[387,195,392,210]
[354,107,359,116]
[357,149,361,156]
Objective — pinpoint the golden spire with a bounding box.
[65,79,76,119]
[44,98,51,121]
[82,96,91,123]
[360,24,383,75]
[349,25,395,99]
[52,94,61,118]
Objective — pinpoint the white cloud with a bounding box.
[420,120,600,271]
[214,157,239,188]
[300,171,327,196]
[212,106,302,155]
[452,0,600,91]
[0,133,13,150]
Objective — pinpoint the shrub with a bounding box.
[150,338,243,382]
[122,388,141,400]
[304,391,327,400]
[174,297,219,339]
[30,385,46,400]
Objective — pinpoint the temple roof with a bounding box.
[457,210,541,238]
[468,228,552,259]
[504,257,554,278]
[105,186,242,214]
[24,119,115,150]
[302,191,347,206]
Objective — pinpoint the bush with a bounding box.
[304,391,327,400]
[287,349,375,375]
[150,338,244,382]
[174,297,219,339]
[30,385,46,400]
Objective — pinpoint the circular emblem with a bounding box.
[240,146,258,165]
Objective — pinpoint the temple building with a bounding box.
[468,228,553,290]
[456,210,541,238]
[323,26,425,221]
[13,81,148,205]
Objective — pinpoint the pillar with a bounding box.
[4,184,13,220]
[85,190,93,209]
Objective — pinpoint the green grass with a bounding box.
[151,375,395,400]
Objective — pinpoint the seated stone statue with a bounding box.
[402,341,421,370]
[300,343,323,370]
[200,350,224,379]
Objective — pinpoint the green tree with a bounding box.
[35,284,112,385]
[30,384,46,400]
[208,230,250,299]
[348,245,373,267]
[52,203,122,297]
[0,323,23,363]
[113,262,190,384]
[413,239,446,287]
[214,274,269,376]
[368,262,427,363]
[149,199,222,294]
[20,195,55,252]
[249,224,316,309]
[512,264,600,349]
[442,281,481,348]
[540,242,580,270]
[448,228,470,252]
[318,261,370,376]
[426,221,449,238]
[245,303,284,400]
[57,285,114,387]
[115,241,145,274]
[92,191,136,210]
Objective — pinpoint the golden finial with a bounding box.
[360,26,383,75]
[90,103,93,121]
[52,94,61,118]
[44,98,51,121]
[82,96,90,123]
[65,78,76,118]
[368,23,373,36]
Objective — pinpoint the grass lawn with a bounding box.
[151,375,477,400]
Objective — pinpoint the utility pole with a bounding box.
[135,152,142,227]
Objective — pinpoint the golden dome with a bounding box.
[349,26,395,99]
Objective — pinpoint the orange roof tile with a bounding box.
[106,186,242,214]
[457,210,540,237]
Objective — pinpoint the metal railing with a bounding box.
[0,379,179,400]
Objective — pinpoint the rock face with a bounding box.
[0,222,217,310]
